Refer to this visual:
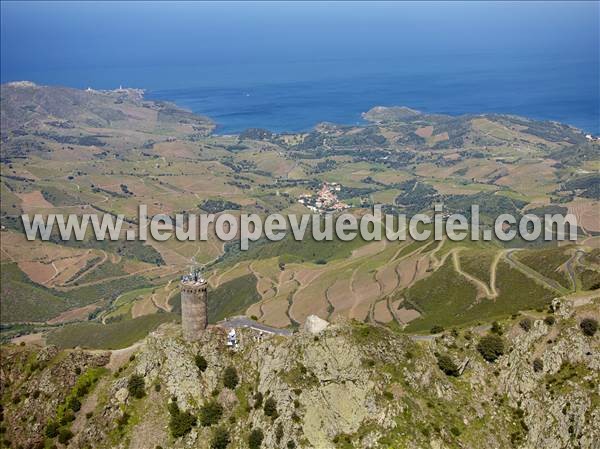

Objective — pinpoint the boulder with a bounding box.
[304,315,329,335]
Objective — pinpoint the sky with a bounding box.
[2,1,598,86]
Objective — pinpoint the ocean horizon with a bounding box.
[2,2,598,134]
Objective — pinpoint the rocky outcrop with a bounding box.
[1,309,598,449]
[303,314,329,335]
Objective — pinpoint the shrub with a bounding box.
[154,383,161,392]
[253,391,263,409]
[491,321,503,335]
[287,441,296,449]
[200,400,223,427]
[533,358,543,373]
[60,411,75,426]
[430,325,444,334]
[210,427,231,449]
[477,334,505,363]
[436,354,460,376]
[275,422,284,444]
[58,428,73,444]
[127,374,145,399]
[248,428,264,449]
[68,396,81,412]
[263,397,277,417]
[45,421,59,438]
[223,366,239,390]
[117,411,130,429]
[544,316,555,326]
[580,318,598,336]
[168,401,197,438]
[519,318,532,332]
[195,354,208,372]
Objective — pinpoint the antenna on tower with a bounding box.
[187,262,204,283]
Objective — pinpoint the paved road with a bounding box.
[565,249,585,291]
[219,315,496,342]
[219,316,293,336]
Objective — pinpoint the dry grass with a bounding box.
[415,126,433,138]
[17,190,54,211]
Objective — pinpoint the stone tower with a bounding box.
[180,269,208,341]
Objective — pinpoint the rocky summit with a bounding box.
[1,298,598,449]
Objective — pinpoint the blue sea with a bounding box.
[2,2,598,134]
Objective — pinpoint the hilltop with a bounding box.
[1,298,598,449]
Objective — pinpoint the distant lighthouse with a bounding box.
[180,268,208,341]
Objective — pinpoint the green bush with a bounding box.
[67,396,81,412]
[477,334,505,362]
[58,427,73,444]
[491,321,503,335]
[168,401,197,438]
[195,354,208,372]
[248,428,264,449]
[45,421,59,438]
[533,358,543,372]
[200,400,223,427]
[59,411,75,426]
[519,318,532,332]
[544,316,555,326]
[223,366,239,390]
[430,325,444,334]
[117,411,130,430]
[263,397,277,418]
[275,422,284,443]
[127,374,145,399]
[210,426,231,449]
[436,354,460,376]
[253,391,263,409]
[580,318,598,336]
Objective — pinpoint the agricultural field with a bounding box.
[1,83,599,344]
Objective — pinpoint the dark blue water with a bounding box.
[2,2,598,134]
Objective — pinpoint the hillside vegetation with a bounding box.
[1,299,598,449]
